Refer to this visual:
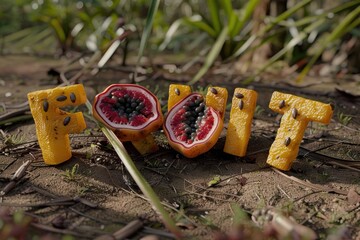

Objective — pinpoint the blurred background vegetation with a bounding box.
[1,0,359,82]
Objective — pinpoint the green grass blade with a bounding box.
[49,18,66,43]
[263,0,312,33]
[159,18,184,51]
[297,6,360,82]
[229,0,312,60]
[3,26,43,43]
[207,0,221,34]
[84,97,183,238]
[100,126,182,238]
[219,0,238,37]
[135,0,160,77]
[188,26,228,85]
[183,15,217,38]
[243,18,326,83]
[232,0,260,37]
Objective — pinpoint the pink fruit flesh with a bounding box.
[94,85,160,130]
[165,93,220,147]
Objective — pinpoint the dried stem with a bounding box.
[100,126,182,238]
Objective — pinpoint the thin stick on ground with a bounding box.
[272,168,347,195]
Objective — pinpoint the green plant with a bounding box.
[160,0,261,84]
[337,112,352,126]
[0,130,25,146]
[254,105,265,116]
[62,163,80,181]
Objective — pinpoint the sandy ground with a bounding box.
[0,55,359,239]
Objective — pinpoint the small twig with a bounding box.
[31,222,90,238]
[182,178,242,200]
[293,190,323,203]
[0,105,30,122]
[0,159,32,197]
[11,160,31,181]
[272,168,347,195]
[112,219,143,240]
[346,203,360,213]
[0,198,76,208]
[277,185,292,199]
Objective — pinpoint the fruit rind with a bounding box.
[164,93,223,158]
[93,84,163,142]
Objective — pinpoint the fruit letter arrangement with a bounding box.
[28,84,333,171]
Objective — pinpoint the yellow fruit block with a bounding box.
[131,134,159,155]
[167,84,192,111]
[28,84,87,165]
[223,88,258,157]
[267,91,333,170]
[205,86,228,120]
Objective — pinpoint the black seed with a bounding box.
[126,108,132,113]
[135,106,142,111]
[210,87,218,95]
[43,100,49,112]
[188,116,195,122]
[195,107,202,113]
[198,112,204,117]
[235,92,244,99]
[239,99,244,110]
[279,100,285,109]
[184,111,191,117]
[183,105,189,111]
[292,108,298,119]
[284,137,291,146]
[175,88,180,96]
[131,102,137,108]
[118,109,124,115]
[56,95,67,101]
[119,97,125,103]
[184,127,192,133]
[70,93,76,103]
[63,116,71,126]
